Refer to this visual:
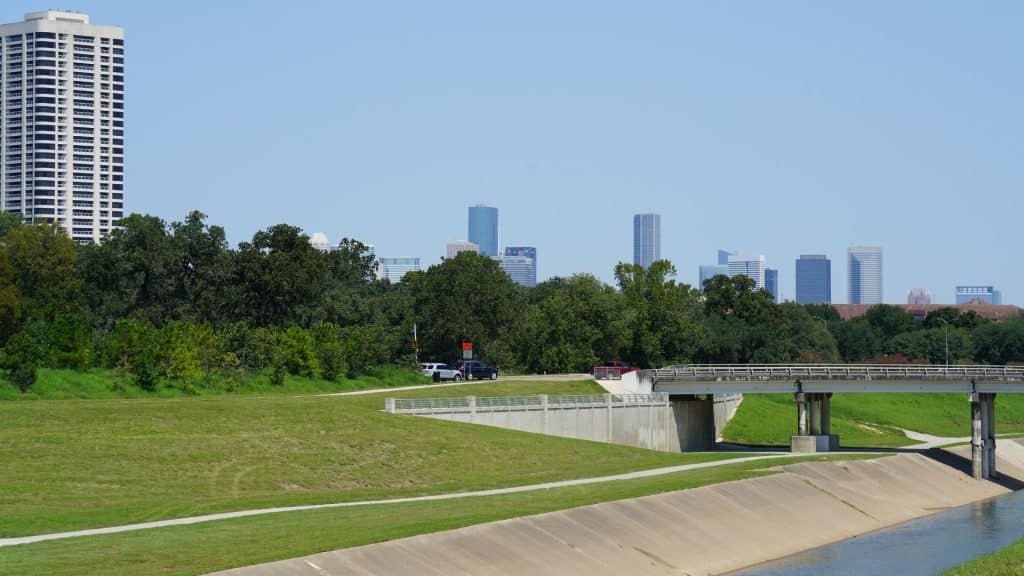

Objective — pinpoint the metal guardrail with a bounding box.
[650,364,1024,383]
[388,393,667,412]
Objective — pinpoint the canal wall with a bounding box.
[210,440,1024,576]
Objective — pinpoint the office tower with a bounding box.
[717,249,735,266]
[727,254,766,289]
[698,264,728,289]
[956,286,1002,305]
[446,240,479,259]
[847,246,883,304]
[765,268,778,302]
[378,257,421,283]
[502,246,537,287]
[632,213,661,269]
[906,289,933,305]
[468,205,498,257]
[795,254,831,304]
[0,11,125,244]
[309,232,333,252]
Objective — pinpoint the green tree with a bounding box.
[46,313,91,368]
[170,211,232,323]
[3,222,81,321]
[104,319,159,390]
[700,273,784,363]
[524,274,630,373]
[406,252,526,366]
[232,224,329,326]
[615,260,705,368]
[2,331,42,392]
[312,322,347,381]
[276,326,319,378]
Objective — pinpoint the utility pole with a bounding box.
[412,323,419,363]
[937,317,949,373]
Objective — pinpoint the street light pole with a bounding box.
[937,318,949,373]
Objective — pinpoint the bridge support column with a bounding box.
[792,392,840,453]
[969,392,997,480]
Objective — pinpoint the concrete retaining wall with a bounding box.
[388,394,674,452]
[388,393,742,453]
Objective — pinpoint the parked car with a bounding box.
[420,362,463,381]
[451,360,498,380]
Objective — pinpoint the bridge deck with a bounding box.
[649,365,1024,394]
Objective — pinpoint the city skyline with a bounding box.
[9,2,1021,304]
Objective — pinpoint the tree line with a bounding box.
[1,210,1022,393]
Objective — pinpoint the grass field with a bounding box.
[723,393,1024,447]
[0,454,877,576]
[0,378,745,537]
[942,538,1024,576]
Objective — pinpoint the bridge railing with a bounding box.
[649,364,1024,383]
[388,393,667,413]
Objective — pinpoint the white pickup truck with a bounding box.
[420,362,463,381]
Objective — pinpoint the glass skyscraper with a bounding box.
[796,254,831,304]
[765,268,778,302]
[955,286,1001,305]
[468,205,498,257]
[378,257,421,283]
[848,247,883,304]
[633,213,660,269]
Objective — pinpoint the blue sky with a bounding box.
[8,2,1021,304]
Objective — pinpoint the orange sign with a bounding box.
[462,342,473,351]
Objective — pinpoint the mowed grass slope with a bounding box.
[1,379,734,537]
[0,366,431,400]
[0,455,877,576]
[724,393,1024,447]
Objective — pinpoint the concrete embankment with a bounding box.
[210,441,1024,576]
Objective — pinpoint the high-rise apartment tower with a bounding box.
[847,246,883,304]
[795,254,831,304]
[633,213,660,269]
[467,205,498,257]
[0,11,125,243]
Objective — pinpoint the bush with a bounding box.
[47,313,92,369]
[312,323,346,382]
[3,331,42,392]
[278,326,319,378]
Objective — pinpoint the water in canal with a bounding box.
[733,488,1024,576]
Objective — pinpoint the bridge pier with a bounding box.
[969,392,997,479]
[791,392,839,453]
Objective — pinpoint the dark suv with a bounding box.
[452,360,498,380]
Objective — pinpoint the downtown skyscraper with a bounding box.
[727,254,766,289]
[796,254,831,304]
[848,246,883,304]
[0,11,125,244]
[633,213,660,269]
[468,205,498,257]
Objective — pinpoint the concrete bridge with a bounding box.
[625,364,1024,479]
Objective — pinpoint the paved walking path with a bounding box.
[0,452,798,548]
